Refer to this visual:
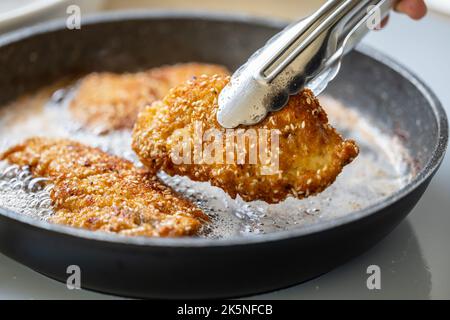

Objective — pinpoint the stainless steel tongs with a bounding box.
[217,0,393,128]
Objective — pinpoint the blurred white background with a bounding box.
[0,0,449,32]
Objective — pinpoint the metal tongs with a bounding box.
[217,0,393,128]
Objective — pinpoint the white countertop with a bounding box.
[0,9,449,300]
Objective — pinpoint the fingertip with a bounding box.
[381,15,389,28]
[374,15,389,31]
[396,0,427,20]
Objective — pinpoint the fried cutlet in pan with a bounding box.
[69,63,229,133]
[69,72,155,133]
[132,75,359,204]
[1,138,208,237]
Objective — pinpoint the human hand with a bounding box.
[395,0,427,19]
[379,0,427,29]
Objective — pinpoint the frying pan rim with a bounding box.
[0,10,447,248]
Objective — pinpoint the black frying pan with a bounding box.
[0,12,447,299]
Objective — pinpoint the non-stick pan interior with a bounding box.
[327,47,441,172]
[0,13,279,104]
[0,12,446,241]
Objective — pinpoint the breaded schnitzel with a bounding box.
[147,63,230,99]
[69,72,156,133]
[132,75,359,204]
[69,63,229,133]
[1,138,207,237]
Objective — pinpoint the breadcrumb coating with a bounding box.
[69,63,229,133]
[69,72,156,133]
[147,63,230,99]
[132,75,359,204]
[1,138,207,237]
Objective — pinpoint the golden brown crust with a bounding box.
[69,72,156,133]
[146,63,230,99]
[1,137,207,237]
[132,75,359,203]
[69,63,229,133]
